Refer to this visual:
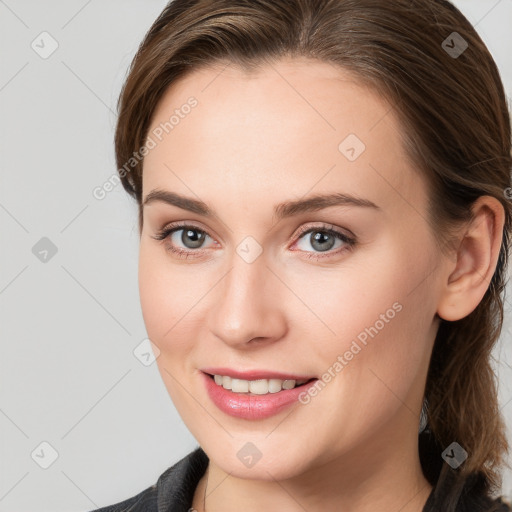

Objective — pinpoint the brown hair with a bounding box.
[114,0,512,502]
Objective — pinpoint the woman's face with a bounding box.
[139,57,444,480]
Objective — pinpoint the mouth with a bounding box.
[201,370,320,420]
[204,371,317,396]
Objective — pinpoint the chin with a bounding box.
[203,437,317,481]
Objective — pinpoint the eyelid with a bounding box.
[291,222,355,242]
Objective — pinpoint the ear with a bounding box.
[436,196,505,322]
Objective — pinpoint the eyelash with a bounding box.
[151,221,357,260]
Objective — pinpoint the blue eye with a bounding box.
[170,227,209,249]
[151,222,356,260]
[152,223,214,259]
[293,225,356,259]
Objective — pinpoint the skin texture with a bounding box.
[138,57,505,512]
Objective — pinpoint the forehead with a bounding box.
[147,57,395,141]
[142,57,425,217]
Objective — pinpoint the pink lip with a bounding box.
[201,371,318,420]
[200,367,314,381]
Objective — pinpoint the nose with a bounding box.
[206,253,288,349]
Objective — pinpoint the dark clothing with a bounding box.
[88,446,511,512]
[88,447,208,512]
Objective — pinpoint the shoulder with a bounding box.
[87,483,157,512]
[87,447,209,512]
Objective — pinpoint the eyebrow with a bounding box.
[142,189,381,221]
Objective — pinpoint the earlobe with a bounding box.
[436,196,505,322]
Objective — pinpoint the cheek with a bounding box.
[138,244,188,346]
[138,247,167,339]
[138,243,212,353]
[138,247,196,402]
[307,242,434,398]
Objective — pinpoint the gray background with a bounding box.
[1,1,511,510]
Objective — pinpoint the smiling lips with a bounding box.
[201,368,318,420]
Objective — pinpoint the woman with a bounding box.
[90,0,512,510]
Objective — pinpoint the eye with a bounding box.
[151,221,356,261]
[292,223,356,259]
[151,222,216,259]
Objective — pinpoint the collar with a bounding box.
[156,446,209,512]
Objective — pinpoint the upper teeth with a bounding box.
[213,375,308,394]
